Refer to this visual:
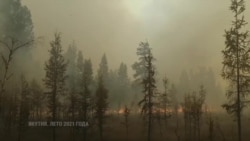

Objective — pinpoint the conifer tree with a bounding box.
[18,75,30,141]
[82,59,93,141]
[29,79,44,120]
[133,41,157,141]
[95,57,109,141]
[222,1,250,141]
[44,33,67,141]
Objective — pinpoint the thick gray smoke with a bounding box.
[21,0,250,105]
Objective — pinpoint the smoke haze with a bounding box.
[20,0,250,99]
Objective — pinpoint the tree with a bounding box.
[133,41,157,141]
[117,62,130,104]
[159,77,171,123]
[77,52,96,140]
[76,50,84,118]
[182,85,206,141]
[29,79,44,120]
[0,38,33,138]
[0,0,34,79]
[154,77,172,137]
[95,60,108,141]
[18,75,30,141]
[118,63,129,83]
[0,39,33,115]
[44,33,67,141]
[0,0,33,41]
[122,105,130,141]
[68,90,78,141]
[169,84,180,141]
[81,58,93,141]
[204,106,215,141]
[183,93,192,141]
[221,1,250,141]
[0,1,34,132]
[64,43,78,140]
[0,0,33,104]
[1,88,19,139]
[63,42,79,141]
[99,54,108,82]
[64,41,78,91]
[109,62,130,109]
[196,85,206,141]
[77,51,84,74]
[178,70,190,100]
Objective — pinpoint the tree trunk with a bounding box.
[236,11,242,141]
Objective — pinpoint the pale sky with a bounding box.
[21,0,250,86]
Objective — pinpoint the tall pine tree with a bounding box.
[44,33,67,141]
[95,56,109,141]
[133,41,157,141]
[81,58,93,141]
[221,1,250,141]
[18,75,30,141]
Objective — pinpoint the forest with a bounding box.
[0,0,250,141]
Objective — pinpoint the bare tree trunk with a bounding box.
[198,117,200,141]
[99,119,103,141]
[147,55,153,141]
[208,117,214,141]
[189,116,191,141]
[216,121,226,141]
[175,112,180,141]
[52,87,56,141]
[148,99,152,141]
[125,116,129,141]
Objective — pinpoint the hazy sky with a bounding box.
[21,0,250,86]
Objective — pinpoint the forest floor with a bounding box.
[1,112,250,141]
